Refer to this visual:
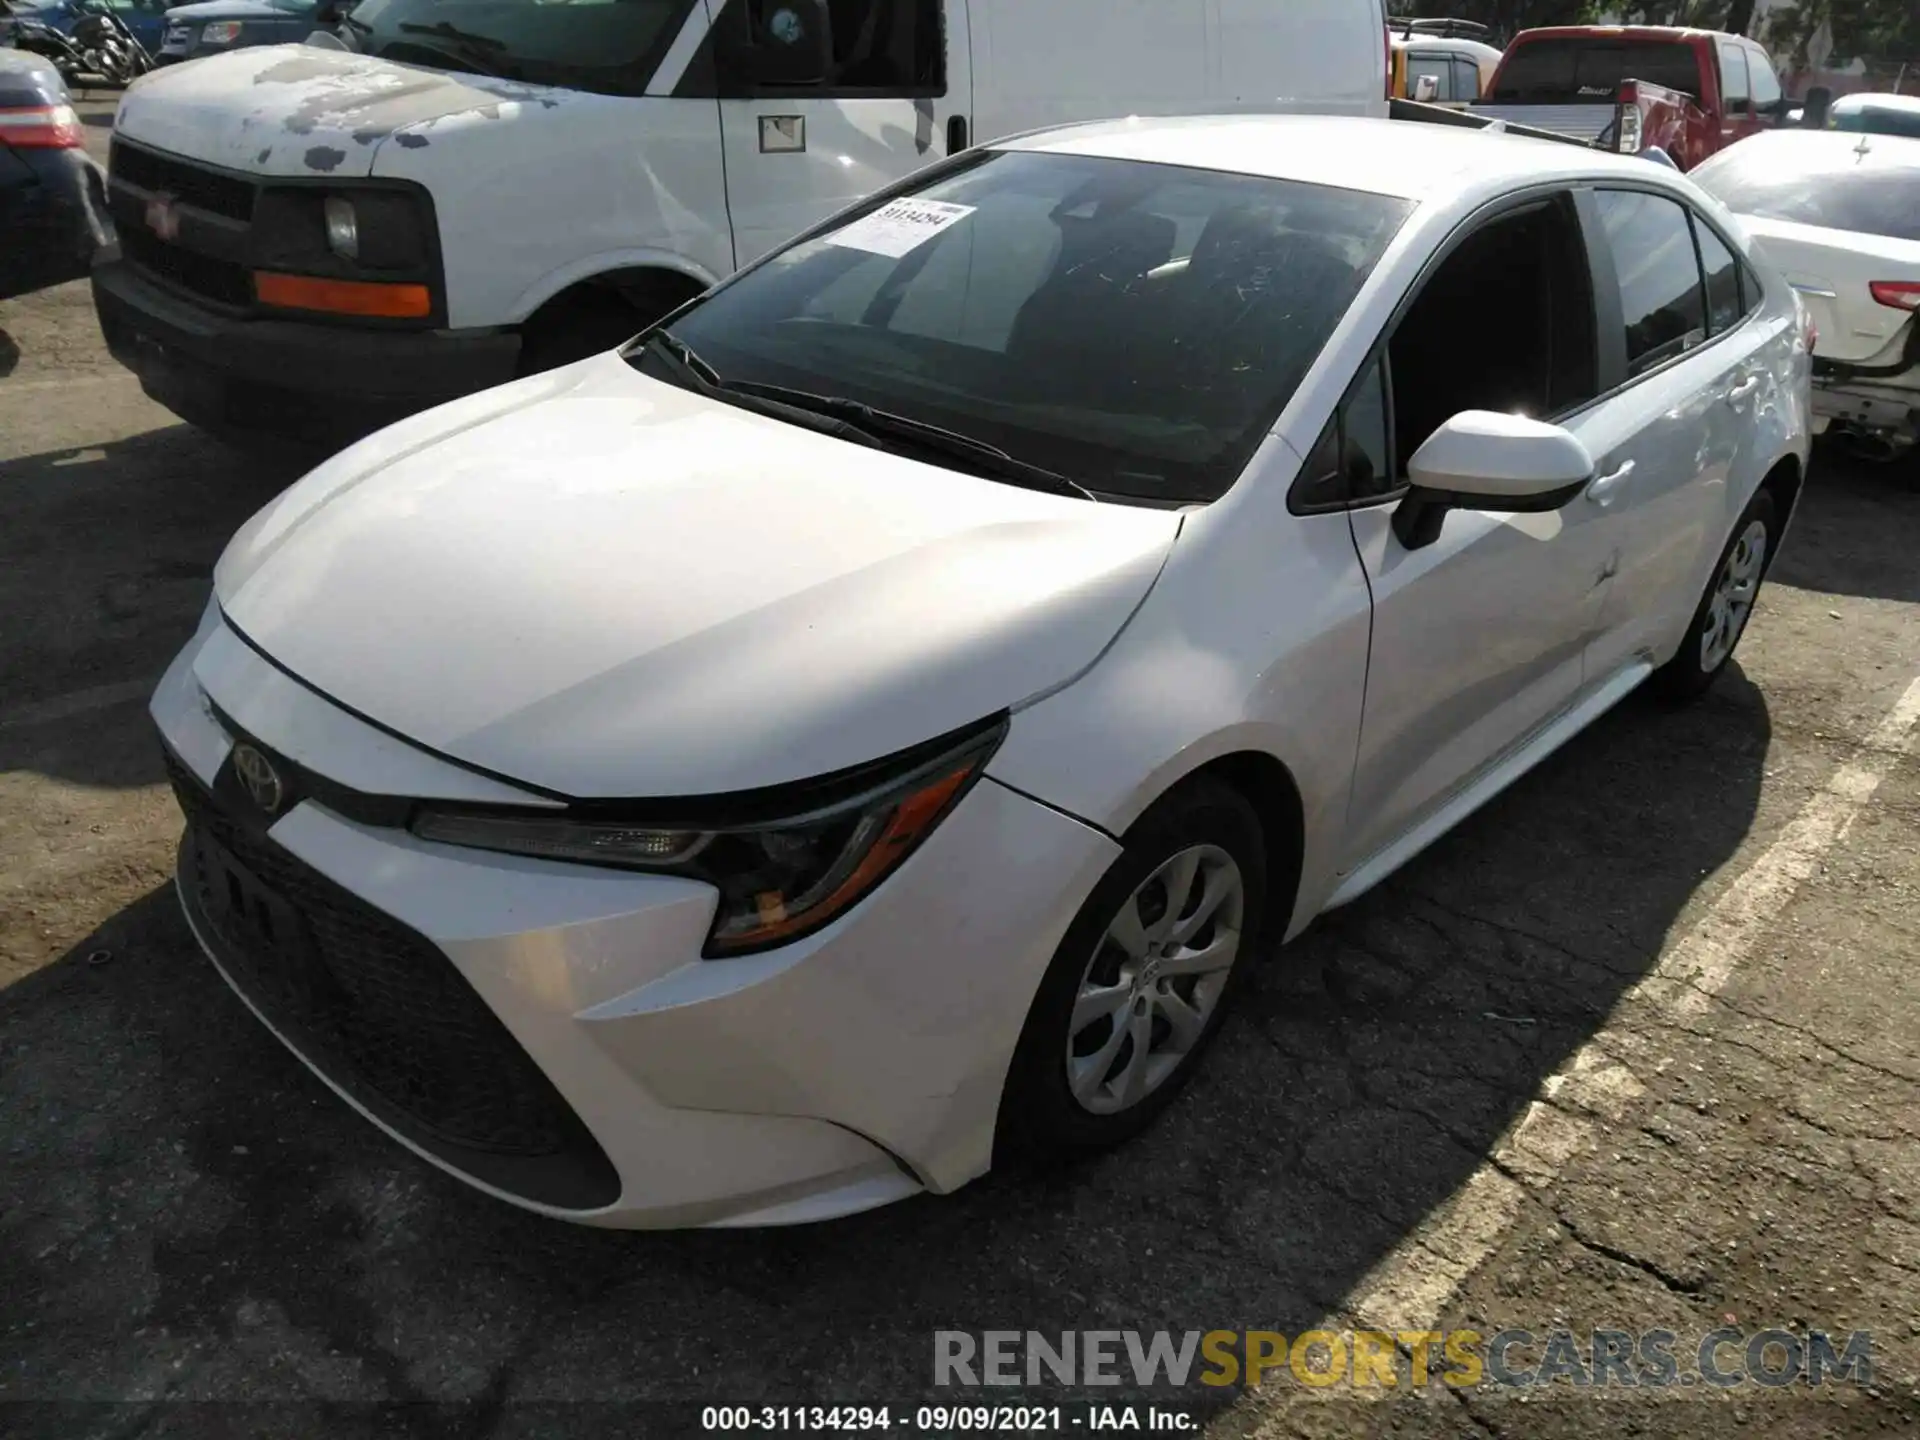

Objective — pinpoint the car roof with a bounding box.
[995,114,1677,203]
[1833,92,1920,115]
[1696,126,1920,177]
[1509,24,1736,43]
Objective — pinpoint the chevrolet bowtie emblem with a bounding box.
[145,193,181,243]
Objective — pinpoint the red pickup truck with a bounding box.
[1472,25,1788,170]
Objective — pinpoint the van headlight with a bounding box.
[409,717,1006,956]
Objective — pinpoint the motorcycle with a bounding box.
[70,0,153,85]
[4,0,152,86]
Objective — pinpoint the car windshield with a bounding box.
[1693,147,1920,243]
[337,0,689,97]
[639,151,1412,505]
[1490,39,1703,102]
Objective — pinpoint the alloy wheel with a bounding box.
[1700,517,1768,672]
[1064,844,1246,1115]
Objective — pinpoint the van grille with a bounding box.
[110,139,255,221]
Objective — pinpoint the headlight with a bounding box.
[323,195,358,259]
[409,716,1007,957]
[201,20,243,43]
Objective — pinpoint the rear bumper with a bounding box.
[92,255,520,444]
[1812,368,1920,443]
[0,148,109,301]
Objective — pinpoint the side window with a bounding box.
[1452,57,1482,101]
[1594,190,1707,378]
[1746,48,1782,108]
[726,0,946,96]
[1289,358,1394,512]
[1717,40,1750,111]
[1692,216,1746,334]
[1386,194,1599,470]
[1408,55,1453,102]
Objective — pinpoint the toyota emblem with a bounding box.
[232,744,285,815]
[144,193,180,243]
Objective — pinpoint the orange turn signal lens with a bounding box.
[252,271,431,319]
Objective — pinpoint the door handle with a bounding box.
[1725,374,1762,408]
[947,114,970,153]
[1586,459,1634,506]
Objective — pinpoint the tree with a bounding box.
[1763,0,1920,64]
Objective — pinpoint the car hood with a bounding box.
[113,45,566,179]
[214,355,1184,799]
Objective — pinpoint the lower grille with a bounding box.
[119,226,252,309]
[165,749,619,1209]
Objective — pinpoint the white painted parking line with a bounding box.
[1324,673,1920,1344]
[0,678,155,731]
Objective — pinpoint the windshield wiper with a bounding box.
[399,19,506,49]
[630,335,1096,500]
[395,20,517,76]
[631,332,888,450]
[721,380,1099,502]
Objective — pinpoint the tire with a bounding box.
[516,278,698,377]
[996,776,1268,1162]
[1651,488,1779,703]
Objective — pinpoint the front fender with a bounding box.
[507,247,724,326]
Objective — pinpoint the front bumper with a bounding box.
[151,606,1120,1227]
[93,257,519,445]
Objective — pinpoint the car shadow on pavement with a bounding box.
[0,424,313,789]
[0,665,1773,1432]
[1771,441,1920,605]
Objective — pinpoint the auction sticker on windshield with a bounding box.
[826,198,976,258]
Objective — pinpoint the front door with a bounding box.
[1338,192,1621,874]
[714,0,973,270]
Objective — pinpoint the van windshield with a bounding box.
[1490,39,1703,102]
[639,151,1413,505]
[338,0,691,97]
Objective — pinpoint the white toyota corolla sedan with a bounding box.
[153,115,1813,1229]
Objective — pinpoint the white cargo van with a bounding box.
[94,0,1390,444]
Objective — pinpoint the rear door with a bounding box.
[1574,186,1780,683]
[715,0,972,269]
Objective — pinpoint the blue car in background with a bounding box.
[156,0,329,64]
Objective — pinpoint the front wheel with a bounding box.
[996,776,1267,1162]
[1651,488,1778,702]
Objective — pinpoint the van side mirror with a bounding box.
[1413,73,1440,103]
[1392,411,1594,550]
[723,0,835,88]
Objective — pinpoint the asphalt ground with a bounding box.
[2,97,1918,1440]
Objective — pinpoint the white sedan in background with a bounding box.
[1692,129,1920,460]
[152,114,1813,1229]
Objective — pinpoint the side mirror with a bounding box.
[1391,411,1594,550]
[724,0,834,87]
[1801,85,1833,129]
[1413,73,1440,103]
